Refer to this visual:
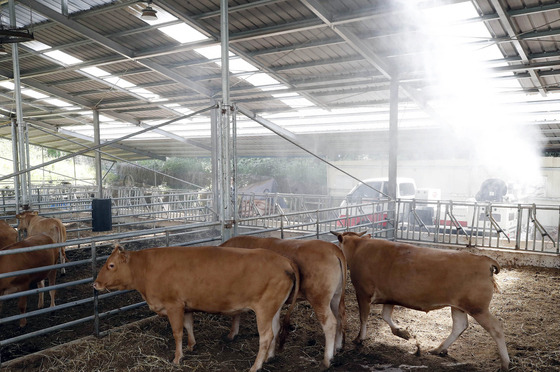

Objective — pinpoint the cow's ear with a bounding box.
[115,244,130,263]
[365,234,371,238]
[15,213,22,220]
[32,211,38,216]
[357,231,368,236]
[119,250,130,263]
[330,231,344,243]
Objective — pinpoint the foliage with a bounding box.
[236,157,327,194]
[112,156,327,194]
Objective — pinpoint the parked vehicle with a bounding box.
[337,177,416,227]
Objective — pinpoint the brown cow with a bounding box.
[0,233,58,327]
[331,231,510,371]
[0,220,17,248]
[93,245,300,372]
[16,211,67,274]
[218,235,347,368]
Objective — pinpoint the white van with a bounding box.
[338,177,417,227]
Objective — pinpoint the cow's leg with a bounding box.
[59,248,66,275]
[37,280,45,309]
[382,304,410,340]
[47,269,57,307]
[251,309,275,372]
[267,306,282,361]
[430,307,468,356]
[166,306,186,364]
[17,295,28,327]
[228,314,240,340]
[471,311,510,371]
[311,296,337,368]
[330,275,346,352]
[183,312,196,351]
[355,289,372,343]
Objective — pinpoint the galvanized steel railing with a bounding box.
[0,190,558,363]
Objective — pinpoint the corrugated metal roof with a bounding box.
[0,0,558,164]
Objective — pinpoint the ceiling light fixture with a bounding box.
[141,1,158,21]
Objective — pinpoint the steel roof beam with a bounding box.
[9,1,216,154]
[18,0,214,99]
[56,127,166,161]
[488,0,546,96]
[156,0,308,141]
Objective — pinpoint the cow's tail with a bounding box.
[278,260,300,351]
[56,223,69,275]
[336,251,348,347]
[489,257,501,293]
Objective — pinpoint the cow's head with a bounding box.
[93,244,132,292]
[330,231,370,257]
[330,230,369,243]
[15,211,38,231]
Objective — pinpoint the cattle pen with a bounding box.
[2,0,560,371]
[0,187,559,371]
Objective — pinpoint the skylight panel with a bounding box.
[44,50,83,65]
[279,96,315,108]
[99,114,117,122]
[159,24,208,44]
[194,45,227,60]
[21,89,49,99]
[243,73,281,88]
[130,87,161,100]
[80,66,111,77]
[24,40,51,51]
[103,76,136,89]
[165,104,194,115]
[229,58,259,73]
[0,81,14,90]
[43,98,73,107]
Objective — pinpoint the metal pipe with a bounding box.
[0,105,216,183]
[10,116,20,214]
[93,110,103,198]
[9,0,28,208]
[92,241,99,337]
[387,70,399,240]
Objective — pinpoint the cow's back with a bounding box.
[133,246,296,314]
[351,239,499,313]
[28,217,67,244]
[221,236,346,296]
[0,220,17,248]
[0,234,57,288]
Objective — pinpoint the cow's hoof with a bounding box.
[352,337,364,346]
[394,328,411,340]
[429,348,448,357]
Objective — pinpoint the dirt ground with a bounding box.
[2,263,559,372]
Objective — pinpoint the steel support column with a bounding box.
[93,110,103,198]
[219,0,234,241]
[10,116,20,214]
[9,0,28,209]
[387,71,399,240]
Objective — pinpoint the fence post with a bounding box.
[91,241,99,337]
[316,210,320,239]
[515,204,522,250]
[280,211,284,239]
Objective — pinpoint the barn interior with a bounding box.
[0,0,559,370]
